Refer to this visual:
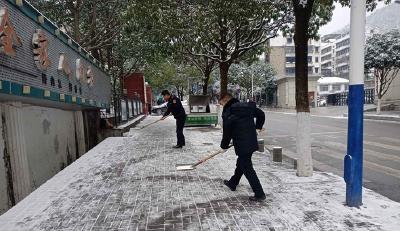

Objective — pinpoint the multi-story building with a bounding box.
[334,34,350,79]
[268,37,321,108]
[321,35,338,77]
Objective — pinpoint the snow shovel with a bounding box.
[138,115,170,130]
[176,146,232,171]
[139,119,162,129]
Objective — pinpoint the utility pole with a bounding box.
[344,0,366,207]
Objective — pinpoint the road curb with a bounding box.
[343,113,400,122]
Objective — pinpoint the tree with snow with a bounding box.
[365,30,400,114]
[127,0,292,96]
[229,62,276,101]
[145,59,202,100]
[291,0,390,177]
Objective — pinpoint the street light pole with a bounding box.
[344,0,366,207]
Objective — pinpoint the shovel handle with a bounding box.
[140,115,172,129]
[140,118,166,129]
[193,146,232,167]
[193,150,224,167]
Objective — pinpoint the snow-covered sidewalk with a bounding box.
[0,116,399,230]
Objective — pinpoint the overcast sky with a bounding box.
[319,2,386,35]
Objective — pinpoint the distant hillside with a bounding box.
[333,1,400,35]
[366,1,400,33]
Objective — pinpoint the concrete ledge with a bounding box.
[101,115,146,138]
[114,115,146,135]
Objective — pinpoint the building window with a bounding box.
[315,47,319,53]
[322,69,333,77]
[50,77,55,87]
[336,56,349,64]
[322,62,331,68]
[315,57,319,63]
[315,68,319,73]
[286,38,293,44]
[337,65,349,73]
[79,87,82,95]
[322,54,332,62]
[320,85,329,91]
[336,48,350,57]
[308,66,313,74]
[322,46,332,54]
[308,56,312,63]
[74,85,78,94]
[332,84,341,91]
[286,56,295,63]
[58,79,62,89]
[68,83,73,92]
[286,67,295,75]
[41,73,47,85]
[285,46,295,54]
[336,38,350,49]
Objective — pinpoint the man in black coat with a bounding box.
[220,93,266,201]
[161,90,187,148]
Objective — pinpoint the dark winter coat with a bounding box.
[220,98,265,156]
[163,95,186,119]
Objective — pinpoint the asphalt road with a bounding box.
[261,109,400,202]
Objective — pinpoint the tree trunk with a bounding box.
[72,0,81,42]
[176,86,182,100]
[294,17,310,113]
[202,71,211,95]
[180,87,184,100]
[293,0,314,177]
[220,62,230,96]
[377,97,382,115]
[89,1,100,60]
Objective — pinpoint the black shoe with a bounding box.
[223,180,236,191]
[173,145,183,149]
[249,195,266,201]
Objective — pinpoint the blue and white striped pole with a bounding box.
[344,0,366,207]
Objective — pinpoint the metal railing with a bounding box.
[326,88,374,106]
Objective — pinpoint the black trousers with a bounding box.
[228,153,265,197]
[176,115,186,146]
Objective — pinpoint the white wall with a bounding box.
[277,78,319,108]
[0,107,10,215]
[0,103,86,214]
[382,72,400,103]
[19,105,81,188]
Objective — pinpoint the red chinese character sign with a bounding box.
[0,8,22,57]
[87,66,94,87]
[32,29,51,70]
[58,53,72,77]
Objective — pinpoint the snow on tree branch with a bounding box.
[299,0,308,8]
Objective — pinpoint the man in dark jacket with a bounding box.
[161,90,187,148]
[220,93,266,201]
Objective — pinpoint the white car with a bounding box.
[319,99,327,107]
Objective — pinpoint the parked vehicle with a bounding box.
[319,99,327,107]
